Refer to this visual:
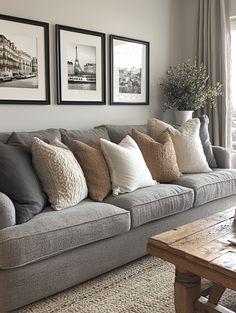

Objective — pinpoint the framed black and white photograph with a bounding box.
[56,24,105,105]
[110,35,149,105]
[0,14,50,104]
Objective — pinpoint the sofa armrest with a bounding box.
[0,192,16,230]
[212,146,231,169]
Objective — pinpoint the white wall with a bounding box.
[0,0,182,131]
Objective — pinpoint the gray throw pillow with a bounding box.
[7,128,61,149]
[199,115,217,168]
[60,127,110,149]
[0,143,47,224]
[95,124,147,144]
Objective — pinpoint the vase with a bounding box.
[175,110,193,126]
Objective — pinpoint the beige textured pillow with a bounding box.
[148,118,211,173]
[132,129,181,182]
[72,140,111,202]
[32,137,88,210]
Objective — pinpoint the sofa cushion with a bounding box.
[199,115,217,168]
[73,140,111,201]
[148,118,211,173]
[104,184,194,228]
[100,136,156,195]
[60,127,110,149]
[32,137,88,210]
[7,128,61,149]
[132,129,181,182]
[0,132,11,143]
[0,200,130,269]
[173,169,236,206]
[96,124,147,144]
[0,142,47,224]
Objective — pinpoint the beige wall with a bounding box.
[0,0,182,131]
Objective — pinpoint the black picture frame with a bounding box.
[0,14,50,105]
[110,35,149,105]
[56,24,106,105]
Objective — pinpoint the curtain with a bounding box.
[196,0,231,148]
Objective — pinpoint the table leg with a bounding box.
[209,284,226,305]
[174,268,201,313]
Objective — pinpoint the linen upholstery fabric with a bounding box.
[95,124,147,144]
[132,129,181,182]
[173,168,236,206]
[7,128,61,149]
[32,137,88,210]
[105,184,194,228]
[60,127,110,149]
[0,142,47,224]
[73,140,111,201]
[0,192,16,230]
[199,115,217,168]
[0,200,130,269]
[148,118,211,173]
[1,196,235,313]
[100,136,156,195]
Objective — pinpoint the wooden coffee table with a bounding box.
[147,208,236,313]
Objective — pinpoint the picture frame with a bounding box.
[56,24,106,105]
[110,35,149,105]
[0,14,50,105]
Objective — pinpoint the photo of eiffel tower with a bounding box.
[67,44,96,90]
[74,46,83,75]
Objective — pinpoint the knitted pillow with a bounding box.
[32,137,88,210]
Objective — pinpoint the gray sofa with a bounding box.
[0,125,236,312]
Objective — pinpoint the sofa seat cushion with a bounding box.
[0,200,130,269]
[104,184,194,228]
[173,169,236,206]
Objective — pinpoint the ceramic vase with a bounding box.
[175,110,193,126]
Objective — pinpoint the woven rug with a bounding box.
[15,256,236,313]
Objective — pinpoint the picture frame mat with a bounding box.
[0,18,46,101]
[113,39,147,103]
[60,29,102,102]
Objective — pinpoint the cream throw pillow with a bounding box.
[100,136,156,195]
[32,137,88,210]
[148,118,211,173]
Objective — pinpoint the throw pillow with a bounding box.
[148,118,211,173]
[132,129,181,182]
[72,140,111,201]
[32,137,88,210]
[0,142,47,224]
[60,127,110,149]
[7,128,61,149]
[100,136,156,195]
[199,115,217,168]
[95,124,147,144]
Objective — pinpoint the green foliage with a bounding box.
[160,58,222,111]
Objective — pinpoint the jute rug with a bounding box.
[15,256,236,313]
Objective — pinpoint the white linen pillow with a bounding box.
[148,118,211,173]
[32,137,88,210]
[100,136,156,195]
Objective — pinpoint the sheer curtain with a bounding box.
[196,0,231,148]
